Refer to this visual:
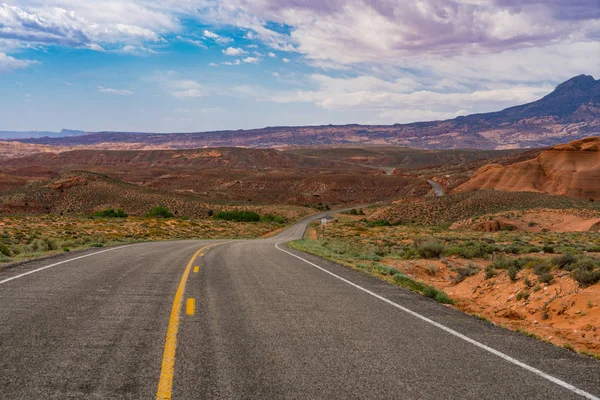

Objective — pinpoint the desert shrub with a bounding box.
[93,208,128,218]
[343,209,365,216]
[453,262,479,283]
[393,272,426,292]
[484,266,496,280]
[530,260,550,276]
[146,206,174,219]
[27,237,58,253]
[260,214,286,224]
[415,238,445,259]
[445,241,497,259]
[539,273,554,284]
[491,255,509,269]
[551,253,578,270]
[507,264,523,281]
[572,268,600,287]
[0,243,11,257]
[400,247,420,260]
[367,219,391,227]
[542,245,554,254]
[422,286,454,304]
[500,224,516,231]
[213,210,260,222]
[375,264,396,276]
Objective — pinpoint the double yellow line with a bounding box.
[156,242,225,400]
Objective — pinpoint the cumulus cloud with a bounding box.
[98,86,133,95]
[203,29,232,45]
[169,79,204,98]
[0,3,167,50]
[222,47,247,56]
[242,56,260,64]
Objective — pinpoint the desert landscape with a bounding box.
[3,2,600,398]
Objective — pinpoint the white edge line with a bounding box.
[0,244,140,285]
[275,242,599,400]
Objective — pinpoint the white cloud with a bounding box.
[203,29,232,45]
[268,52,276,58]
[266,73,554,123]
[242,56,260,64]
[282,57,290,63]
[272,72,280,77]
[222,59,241,65]
[98,86,133,95]
[0,52,38,70]
[208,62,218,67]
[172,89,203,98]
[223,47,247,56]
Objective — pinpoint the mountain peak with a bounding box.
[553,74,598,93]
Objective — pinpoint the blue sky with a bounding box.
[0,1,598,132]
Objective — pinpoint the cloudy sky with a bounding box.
[1,0,599,132]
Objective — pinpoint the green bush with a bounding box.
[484,266,496,280]
[551,253,578,270]
[507,265,521,281]
[415,238,445,259]
[453,263,479,283]
[423,286,454,304]
[572,268,600,287]
[0,243,11,257]
[367,219,391,227]
[93,208,128,218]
[260,214,286,224]
[213,210,260,222]
[146,206,174,218]
[539,273,554,284]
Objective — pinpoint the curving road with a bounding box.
[1,212,599,399]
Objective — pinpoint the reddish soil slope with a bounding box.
[454,137,600,200]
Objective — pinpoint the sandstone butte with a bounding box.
[454,136,600,200]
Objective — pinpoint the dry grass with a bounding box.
[0,214,292,267]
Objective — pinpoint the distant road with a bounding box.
[1,212,599,399]
[428,179,445,196]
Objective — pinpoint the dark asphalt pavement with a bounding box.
[1,211,599,399]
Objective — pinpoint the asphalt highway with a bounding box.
[1,211,599,399]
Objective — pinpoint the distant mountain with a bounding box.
[12,75,600,150]
[0,129,86,140]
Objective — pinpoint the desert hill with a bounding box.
[0,148,340,170]
[454,137,600,200]
[12,75,600,150]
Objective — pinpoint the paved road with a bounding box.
[1,212,599,399]
[427,179,445,196]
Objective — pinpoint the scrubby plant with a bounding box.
[552,253,578,270]
[146,206,174,219]
[484,266,496,280]
[453,262,479,283]
[93,208,128,218]
[213,210,260,222]
[572,262,600,287]
[0,243,11,257]
[260,214,286,224]
[507,265,521,281]
[414,237,445,259]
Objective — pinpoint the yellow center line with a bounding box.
[156,242,224,400]
[193,266,199,273]
[186,298,195,316]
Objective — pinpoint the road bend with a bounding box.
[0,211,599,399]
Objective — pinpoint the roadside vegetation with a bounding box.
[0,209,292,267]
[291,209,600,358]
